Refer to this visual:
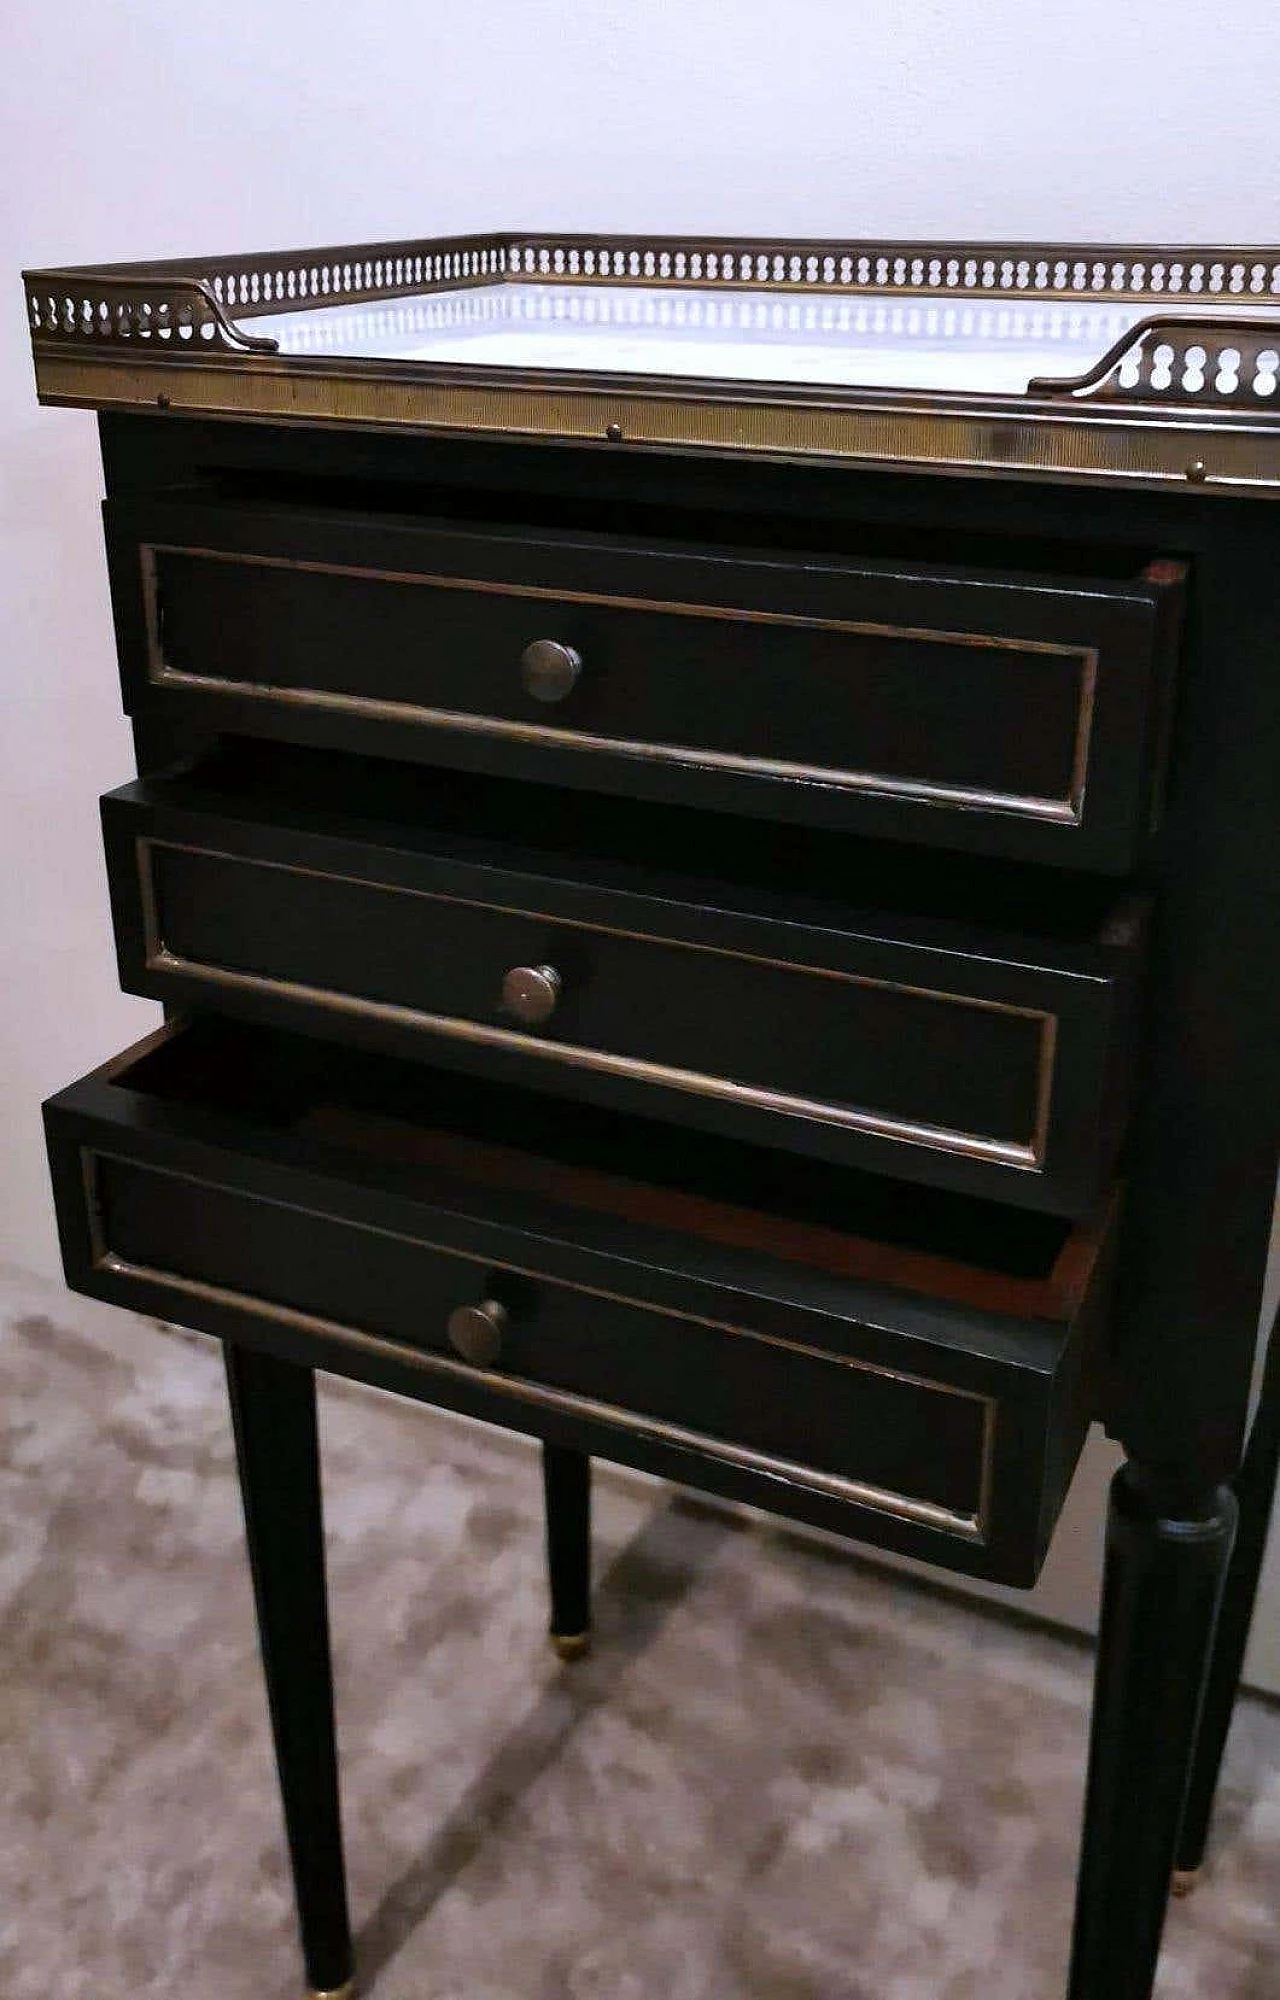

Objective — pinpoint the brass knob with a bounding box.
[446,1297,508,1368]
[501,963,561,1027]
[519,639,582,703]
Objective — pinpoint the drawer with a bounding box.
[102,746,1145,1215]
[45,1017,1118,1585]
[104,494,1186,870]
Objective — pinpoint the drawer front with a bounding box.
[45,1021,1114,1584]
[103,778,1142,1213]
[92,1152,992,1533]
[106,498,1185,869]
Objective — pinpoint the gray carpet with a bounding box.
[2,1261,1278,2000]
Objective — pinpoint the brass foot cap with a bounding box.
[1171,1867,1201,1898]
[307,1981,357,1999]
[550,1630,592,1662]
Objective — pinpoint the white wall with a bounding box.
[3,3,1278,1668]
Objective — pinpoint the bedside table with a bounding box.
[26,230,1280,1999]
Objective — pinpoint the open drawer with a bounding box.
[104,492,1185,870]
[45,1017,1118,1585]
[102,744,1144,1216]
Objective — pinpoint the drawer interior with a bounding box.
[191,463,1172,584]
[141,737,1138,948]
[110,1017,1100,1322]
[49,1016,1116,1582]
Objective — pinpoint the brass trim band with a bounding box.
[80,1147,996,1542]
[35,350,1280,494]
[135,834,1058,1171]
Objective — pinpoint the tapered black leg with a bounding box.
[1175,1300,1280,1888]
[542,1442,592,1661]
[226,1344,354,1998]
[1067,1462,1235,2000]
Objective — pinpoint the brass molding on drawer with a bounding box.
[137,542,1099,827]
[134,834,1059,1173]
[79,1146,997,1544]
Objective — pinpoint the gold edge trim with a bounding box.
[79,1151,994,1400]
[1069,647,1100,818]
[1031,1013,1060,1170]
[36,353,1280,493]
[80,1146,107,1260]
[79,1149,992,1541]
[977,1380,998,1536]
[139,539,1093,824]
[144,540,1098,661]
[140,542,162,680]
[138,833,1056,1017]
[156,662,1086,824]
[136,835,1053,1169]
[435,270,1269,303]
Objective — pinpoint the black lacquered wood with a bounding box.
[58,407,1280,2000]
[542,1443,592,1648]
[104,489,1183,870]
[1067,1464,1236,2000]
[100,748,1143,1214]
[224,1344,353,1997]
[89,411,1273,1490]
[1176,1297,1280,1877]
[42,1015,1114,1586]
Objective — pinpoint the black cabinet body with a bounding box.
[91,410,1280,1492]
[30,381,1280,2000]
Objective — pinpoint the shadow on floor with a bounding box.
[329,1492,733,1998]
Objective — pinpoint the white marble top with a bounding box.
[246,280,1261,395]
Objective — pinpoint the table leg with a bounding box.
[226,1345,355,1999]
[542,1442,592,1661]
[1175,1300,1280,1889]
[1066,1461,1234,2000]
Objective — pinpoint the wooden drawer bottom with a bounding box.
[45,1018,1117,1584]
